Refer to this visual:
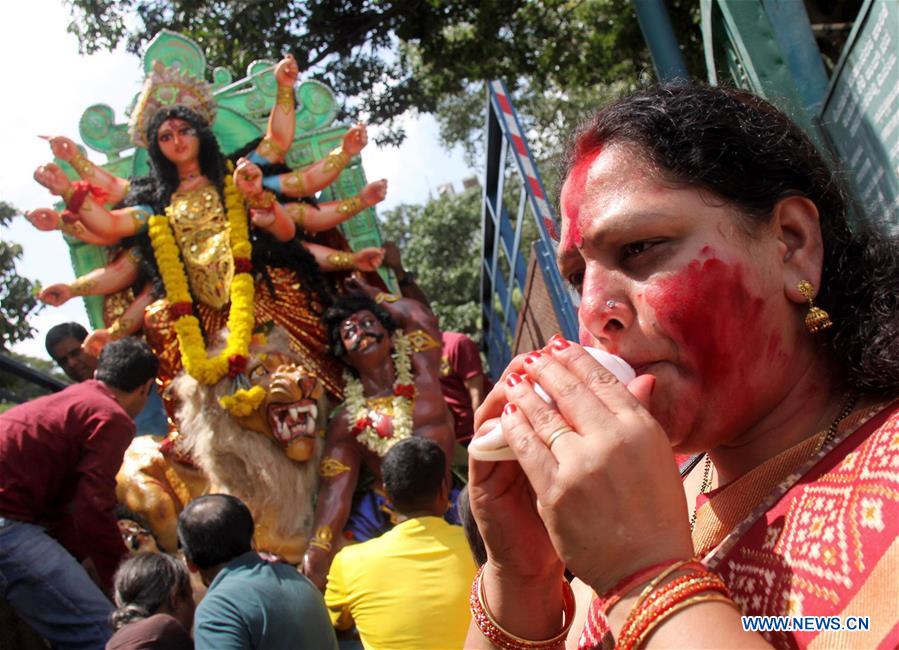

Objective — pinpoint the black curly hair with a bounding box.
[382,437,446,514]
[323,294,397,363]
[560,83,899,396]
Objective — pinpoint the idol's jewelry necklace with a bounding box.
[690,392,859,532]
[179,168,202,182]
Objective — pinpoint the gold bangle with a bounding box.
[59,220,87,238]
[108,317,135,340]
[69,277,97,296]
[246,191,277,209]
[284,202,306,229]
[336,195,364,216]
[374,292,400,304]
[309,525,333,552]
[282,170,307,195]
[276,84,295,114]
[406,329,441,352]
[326,251,354,269]
[323,146,351,173]
[633,593,739,649]
[61,185,75,203]
[319,456,351,478]
[71,150,94,178]
[257,136,287,161]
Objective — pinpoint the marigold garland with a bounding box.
[148,174,255,385]
[344,332,415,456]
[219,385,267,417]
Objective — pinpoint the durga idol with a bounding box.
[31,54,387,417]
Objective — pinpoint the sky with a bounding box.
[0,0,473,360]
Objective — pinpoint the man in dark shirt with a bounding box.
[0,337,159,649]
[46,321,169,436]
[179,494,338,650]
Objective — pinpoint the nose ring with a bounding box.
[605,300,617,310]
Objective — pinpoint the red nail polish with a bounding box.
[506,373,522,387]
[524,351,541,364]
[548,333,564,343]
[503,403,517,415]
[551,338,570,351]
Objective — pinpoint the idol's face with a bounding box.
[339,310,391,366]
[558,143,804,452]
[156,118,200,166]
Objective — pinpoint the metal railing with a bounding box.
[480,81,578,379]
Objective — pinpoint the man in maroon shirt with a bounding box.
[0,337,158,648]
[439,331,486,444]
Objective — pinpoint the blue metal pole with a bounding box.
[632,0,690,81]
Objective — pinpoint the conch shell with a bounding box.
[468,347,636,462]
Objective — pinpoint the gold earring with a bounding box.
[797,280,832,333]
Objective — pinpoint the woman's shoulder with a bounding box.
[106,613,193,650]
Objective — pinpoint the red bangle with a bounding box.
[599,558,702,617]
[469,565,575,649]
[616,569,731,650]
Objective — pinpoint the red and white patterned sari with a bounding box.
[580,399,899,649]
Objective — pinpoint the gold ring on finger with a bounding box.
[547,426,575,450]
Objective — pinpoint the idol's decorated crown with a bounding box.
[128,60,217,148]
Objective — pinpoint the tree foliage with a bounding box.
[0,203,43,350]
[379,187,481,338]
[0,352,68,414]
[63,0,703,148]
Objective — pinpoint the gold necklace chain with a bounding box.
[689,392,858,533]
[689,455,713,532]
[815,391,859,452]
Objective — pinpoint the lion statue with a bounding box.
[116,329,329,563]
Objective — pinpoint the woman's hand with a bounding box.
[505,341,693,594]
[352,247,384,272]
[26,207,60,231]
[468,353,564,580]
[274,53,299,86]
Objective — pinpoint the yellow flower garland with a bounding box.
[219,385,266,417]
[148,174,255,385]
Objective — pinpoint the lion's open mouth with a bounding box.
[267,402,318,444]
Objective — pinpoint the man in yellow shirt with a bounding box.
[324,437,476,649]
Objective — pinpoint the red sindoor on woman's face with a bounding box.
[557,143,807,453]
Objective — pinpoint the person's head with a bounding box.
[323,295,396,371]
[95,337,159,418]
[177,494,254,573]
[456,485,487,566]
[382,437,448,516]
[146,105,224,190]
[558,83,898,452]
[45,322,96,382]
[110,552,194,632]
